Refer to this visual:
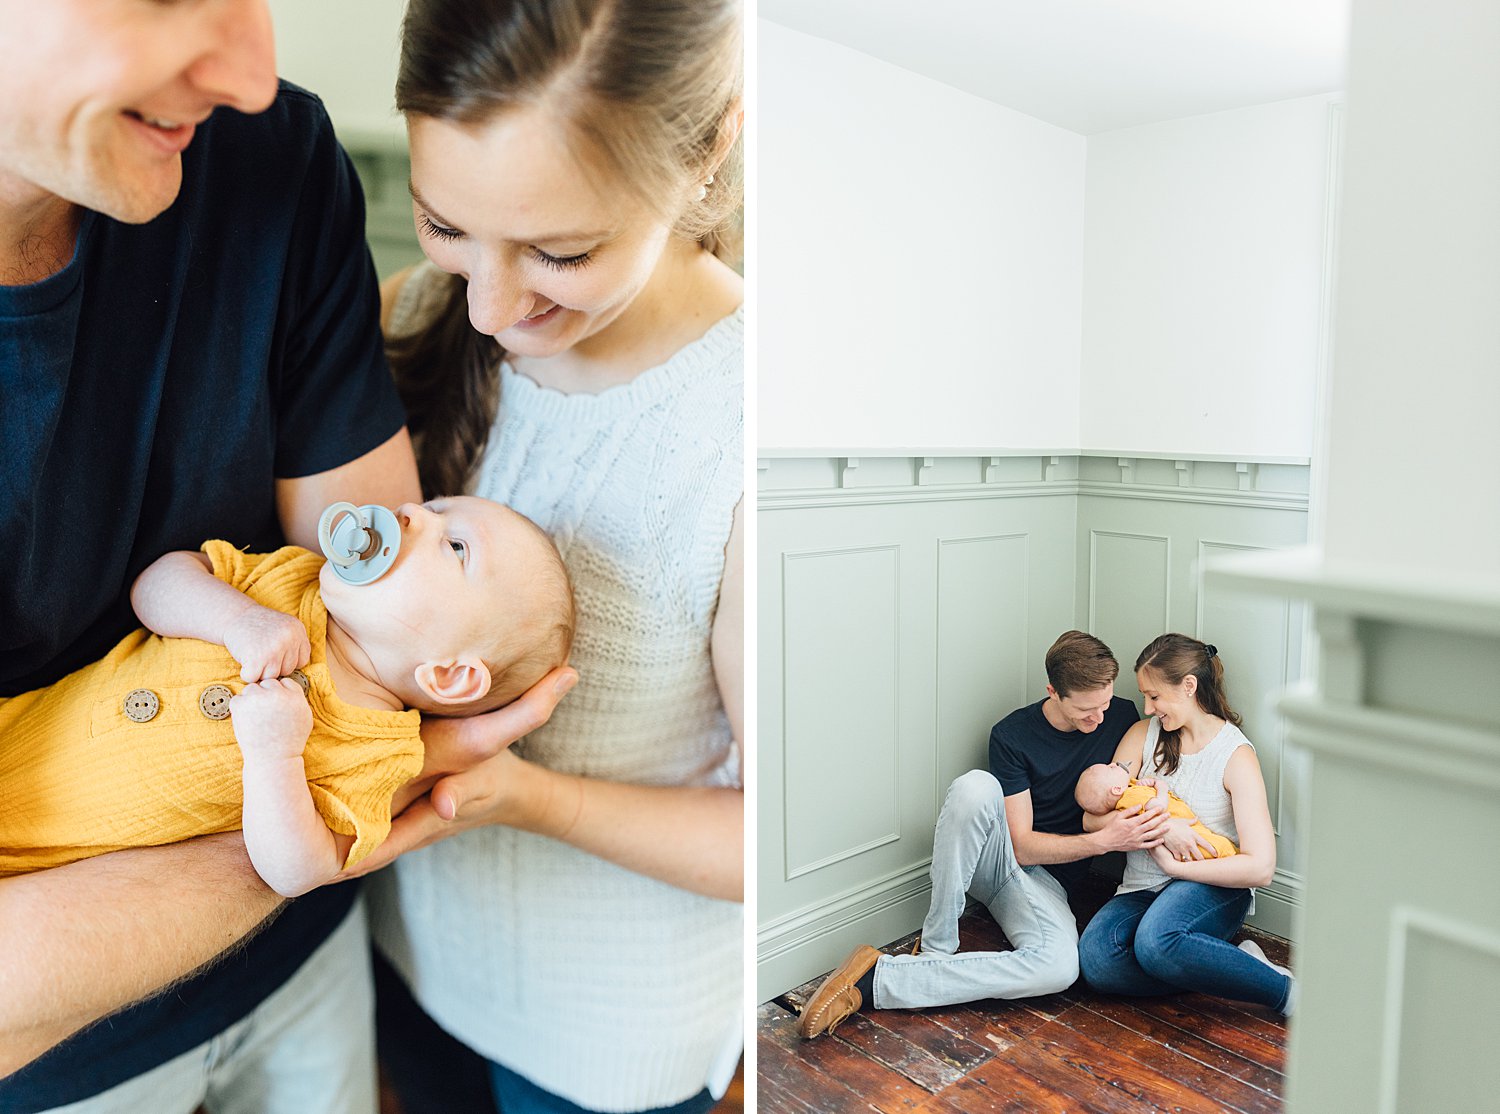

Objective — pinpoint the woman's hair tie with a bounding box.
[1204,644,1218,659]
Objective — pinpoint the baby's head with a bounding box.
[320,496,574,715]
[1075,762,1130,815]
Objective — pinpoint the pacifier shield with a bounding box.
[318,502,402,585]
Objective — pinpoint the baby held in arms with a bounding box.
[0,497,573,896]
[1074,762,1237,860]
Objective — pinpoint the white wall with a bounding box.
[760,20,1337,460]
[1079,96,1337,459]
[1319,2,1500,582]
[269,0,407,141]
[758,20,1087,452]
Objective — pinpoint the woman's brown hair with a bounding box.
[1135,633,1243,775]
[386,0,744,498]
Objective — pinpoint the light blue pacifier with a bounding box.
[317,502,402,585]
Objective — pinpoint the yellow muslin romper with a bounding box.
[0,542,424,875]
[1116,779,1239,859]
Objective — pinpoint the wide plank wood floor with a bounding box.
[760,902,1291,1113]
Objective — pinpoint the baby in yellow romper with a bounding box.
[0,496,573,897]
[1074,761,1238,859]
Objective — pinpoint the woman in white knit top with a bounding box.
[1078,635,1296,1016]
[349,2,745,1112]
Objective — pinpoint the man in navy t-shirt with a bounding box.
[799,632,1171,1038]
[0,5,565,1110]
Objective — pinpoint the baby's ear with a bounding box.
[414,656,493,707]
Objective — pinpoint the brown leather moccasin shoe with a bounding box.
[796,944,881,1039]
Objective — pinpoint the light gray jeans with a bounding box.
[42,897,377,1114]
[873,770,1080,1009]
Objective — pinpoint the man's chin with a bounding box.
[83,167,184,225]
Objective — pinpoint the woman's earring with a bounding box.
[696,174,715,201]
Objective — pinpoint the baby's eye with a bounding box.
[448,539,467,562]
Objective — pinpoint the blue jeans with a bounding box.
[1078,881,1291,1012]
[488,1061,712,1114]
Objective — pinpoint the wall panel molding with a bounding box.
[760,454,1310,997]
[1088,530,1172,642]
[1380,908,1500,1114]
[781,545,903,879]
[936,533,1031,800]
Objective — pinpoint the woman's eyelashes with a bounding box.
[417,212,596,270]
[417,212,462,241]
[532,247,594,271]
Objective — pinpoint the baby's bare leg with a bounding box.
[389,774,441,816]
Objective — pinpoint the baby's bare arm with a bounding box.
[233,679,348,897]
[131,552,309,681]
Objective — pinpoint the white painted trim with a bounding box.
[1279,688,1500,789]
[758,447,1314,465]
[1379,907,1500,1114]
[760,482,1070,510]
[760,478,1310,513]
[1207,547,1500,637]
[1074,482,1309,512]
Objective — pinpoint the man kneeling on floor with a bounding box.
[798,631,1170,1037]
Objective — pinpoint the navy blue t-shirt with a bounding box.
[0,84,407,1108]
[988,696,1140,897]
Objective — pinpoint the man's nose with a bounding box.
[184,0,279,115]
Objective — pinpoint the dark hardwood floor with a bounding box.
[759,901,1291,1113]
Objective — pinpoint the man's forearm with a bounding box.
[0,833,283,1078]
[1012,828,1099,866]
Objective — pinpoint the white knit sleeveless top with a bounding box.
[1119,716,1254,895]
[367,263,744,1110]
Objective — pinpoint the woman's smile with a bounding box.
[514,303,563,329]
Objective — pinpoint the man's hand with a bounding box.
[230,678,313,761]
[1161,818,1219,862]
[223,606,311,682]
[1091,804,1172,853]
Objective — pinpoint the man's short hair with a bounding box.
[1045,630,1119,698]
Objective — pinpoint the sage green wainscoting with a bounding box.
[758,452,1310,1002]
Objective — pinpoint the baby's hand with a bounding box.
[224,605,311,682]
[230,677,313,761]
